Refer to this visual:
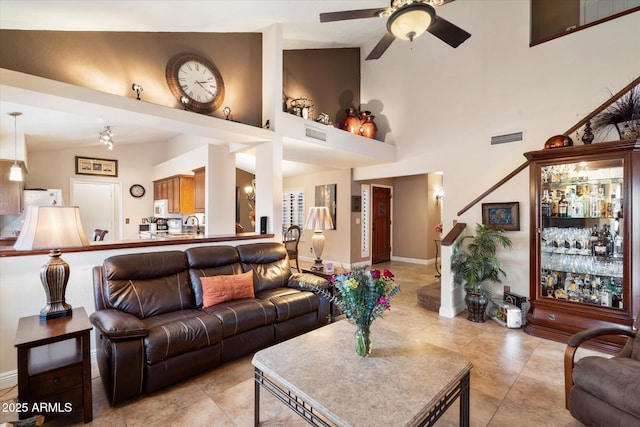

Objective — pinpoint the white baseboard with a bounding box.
[0,350,97,391]
[390,256,434,265]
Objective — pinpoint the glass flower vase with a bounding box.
[355,323,372,357]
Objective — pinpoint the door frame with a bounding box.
[371,184,393,263]
[70,178,122,240]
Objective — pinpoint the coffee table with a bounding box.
[252,321,472,426]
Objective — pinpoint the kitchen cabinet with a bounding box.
[0,160,22,215]
[153,175,194,214]
[193,167,205,213]
[524,140,639,353]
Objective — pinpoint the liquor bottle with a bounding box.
[589,224,599,253]
[564,272,573,292]
[558,193,568,217]
[541,190,551,217]
[598,187,607,218]
[603,224,613,257]
[593,228,608,258]
[551,191,559,217]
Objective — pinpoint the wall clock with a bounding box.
[129,184,145,198]
[166,53,225,114]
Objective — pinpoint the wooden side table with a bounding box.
[14,307,93,423]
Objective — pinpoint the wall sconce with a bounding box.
[180,96,189,110]
[8,112,23,182]
[435,187,444,204]
[132,83,143,100]
[99,126,114,150]
[223,106,231,120]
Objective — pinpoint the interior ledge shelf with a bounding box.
[277,111,396,169]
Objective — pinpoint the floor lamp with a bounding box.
[304,206,334,271]
[14,205,89,320]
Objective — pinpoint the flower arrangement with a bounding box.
[434,223,443,233]
[300,266,400,356]
[330,266,401,327]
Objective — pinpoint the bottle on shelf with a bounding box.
[603,224,613,257]
[551,190,559,217]
[589,185,600,218]
[598,186,607,218]
[614,232,623,257]
[558,193,569,217]
[590,224,599,253]
[541,190,551,217]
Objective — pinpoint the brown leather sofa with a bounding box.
[90,242,329,405]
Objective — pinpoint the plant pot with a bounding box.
[465,292,488,323]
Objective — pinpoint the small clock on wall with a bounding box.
[129,184,145,198]
[166,53,225,114]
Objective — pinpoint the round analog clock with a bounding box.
[129,184,145,198]
[166,53,225,114]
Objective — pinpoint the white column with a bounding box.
[255,23,284,240]
[205,144,236,234]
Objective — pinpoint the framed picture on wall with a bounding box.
[75,156,118,177]
[315,183,337,229]
[482,202,520,231]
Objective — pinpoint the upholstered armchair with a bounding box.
[564,313,639,426]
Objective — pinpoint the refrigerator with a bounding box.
[23,189,64,208]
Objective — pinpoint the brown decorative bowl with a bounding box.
[544,135,573,149]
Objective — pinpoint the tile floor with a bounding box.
[0,260,601,426]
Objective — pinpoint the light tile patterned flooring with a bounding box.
[0,261,600,426]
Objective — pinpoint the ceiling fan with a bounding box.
[320,0,471,60]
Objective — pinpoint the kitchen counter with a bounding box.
[0,232,274,257]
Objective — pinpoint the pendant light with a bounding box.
[8,112,23,182]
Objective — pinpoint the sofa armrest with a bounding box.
[90,309,148,340]
[289,272,330,290]
[563,326,636,409]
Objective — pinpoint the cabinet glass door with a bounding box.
[539,159,624,309]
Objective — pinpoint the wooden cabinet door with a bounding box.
[193,167,205,213]
[179,176,195,214]
[0,161,22,215]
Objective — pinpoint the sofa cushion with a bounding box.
[185,246,243,308]
[103,251,194,318]
[237,243,291,293]
[203,299,276,338]
[201,271,255,308]
[256,288,320,322]
[573,355,640,418]
[142,310,223,364]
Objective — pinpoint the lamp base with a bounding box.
[39,249,73,320]
[310,258,324,271]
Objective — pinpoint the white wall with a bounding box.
[355,0,640,314]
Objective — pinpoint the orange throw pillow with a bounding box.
[201,271,255,308]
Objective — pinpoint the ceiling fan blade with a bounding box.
[320,8,386,23]
[365,33,396,60]
[427,16,471,48]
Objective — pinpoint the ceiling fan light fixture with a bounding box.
[387,3,435,41]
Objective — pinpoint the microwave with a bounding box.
[154,199,169,218]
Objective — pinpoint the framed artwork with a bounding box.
[75,156,118,177]
[482,202,520,231]
[315,183,337,229]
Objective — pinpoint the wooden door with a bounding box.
[372,186,391,264]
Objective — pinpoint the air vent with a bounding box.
[305,126,327,141]
[491,131,524,145]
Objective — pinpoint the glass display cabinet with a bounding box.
[524,140,639,353]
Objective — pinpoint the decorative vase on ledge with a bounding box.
[359,111,376,139]
[342,107,361,134]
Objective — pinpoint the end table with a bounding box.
[14,307,93,423]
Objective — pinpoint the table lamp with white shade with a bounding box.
[304,206,334,271]
[14,205,89,320]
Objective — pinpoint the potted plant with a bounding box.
[451,223,512,322]
[592,85,639,140]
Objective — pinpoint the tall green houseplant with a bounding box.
[451,223,512,322]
